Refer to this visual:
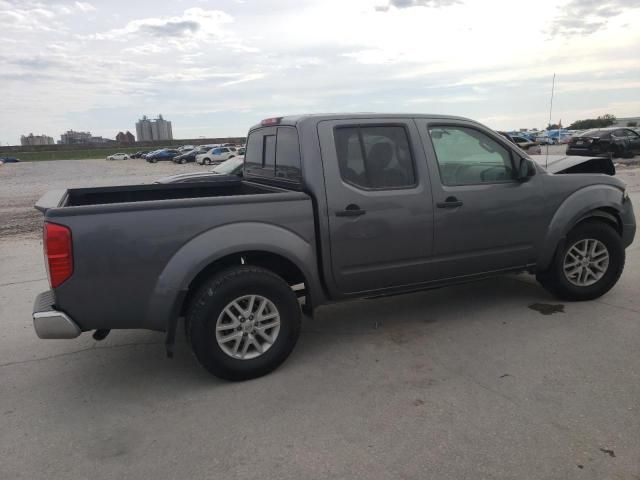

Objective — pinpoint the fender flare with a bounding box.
[145,222,321,333]
[537,184,623,271]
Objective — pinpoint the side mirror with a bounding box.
[516,157,536,181]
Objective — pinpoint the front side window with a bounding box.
[429,126,513,186]
[334,125,416,189]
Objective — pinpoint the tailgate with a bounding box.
[35,189,68,213]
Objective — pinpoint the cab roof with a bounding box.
[249,113,473,131]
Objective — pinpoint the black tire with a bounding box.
[180,158,187,164]
[187,266,301,381]
[204,158,211,165]
[537,220,624,301]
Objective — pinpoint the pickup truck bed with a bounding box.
[36,179,317,334]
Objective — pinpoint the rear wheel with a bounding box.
[187,266,301,381]
[537,220,624,301]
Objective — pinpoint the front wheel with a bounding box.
[537,220,624,301]
[180,158,187,164]
[187,266,301,381]
[203,158,211,165]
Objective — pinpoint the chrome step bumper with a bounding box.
[32,291,81,339]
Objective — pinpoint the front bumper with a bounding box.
[621,197,636,249]
[32,291,81,339]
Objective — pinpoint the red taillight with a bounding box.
[261,117,282,126]
[44,222,73,288]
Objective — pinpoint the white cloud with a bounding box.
[549,0,640,36]
[74,1,95,13]
[83,7,233,41]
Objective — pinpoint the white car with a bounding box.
[107,153,129,161]
[195,146,237,165]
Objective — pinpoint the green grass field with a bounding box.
[12,146,145,162]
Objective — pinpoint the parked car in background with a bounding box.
[142,150,161,160]
[536,130,572,145]
[498,132,542,154]
[173,150,198,164]
[567,128,640,158]
[106,153,130,161]
[131,151,149,159]
[237,147,246,155]
[195,146,237,165]
[158,156,245,183]
[174,145,216,163]
[146,149,181,163]
[0,157,20,164]
[178,145,195,152]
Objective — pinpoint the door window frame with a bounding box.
[426,123,520,187]
[332,123,419,192]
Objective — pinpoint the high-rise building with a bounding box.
[135,114,173,141]
[21,133,54,146]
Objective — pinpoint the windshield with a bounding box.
[581,129,606,137]
[212,156,243,174]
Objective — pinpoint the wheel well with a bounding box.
[574,208,622,236]
[180,251,307,316]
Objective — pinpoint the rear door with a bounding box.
[318,118,435,294]
[415,119,547,279]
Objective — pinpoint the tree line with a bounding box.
[546,114,637,130]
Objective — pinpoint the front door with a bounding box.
[318,119,435,295]
[415,120,547,279]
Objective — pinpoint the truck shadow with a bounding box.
[294,273,551,359]
[47,273,549,394]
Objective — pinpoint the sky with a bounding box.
[1,0,639,145]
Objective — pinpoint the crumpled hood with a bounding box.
[531,155,615,175]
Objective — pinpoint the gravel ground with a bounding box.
[0,158,196,238]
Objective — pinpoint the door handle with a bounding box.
[336,204,366,217]
[436,196,463,209]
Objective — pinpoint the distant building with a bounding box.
[59,130,112,145]
[116,131,135,144]
[135,114,173,141]
[59,130,92,144]
[21,133,54,146]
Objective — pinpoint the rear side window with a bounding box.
[263,135,276,168]
[244,126,302,183]
[334,125,415,189]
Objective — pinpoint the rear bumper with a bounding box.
[32,291,81,339]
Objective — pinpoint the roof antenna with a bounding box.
[546,73,556,169]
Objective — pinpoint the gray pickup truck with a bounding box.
[33,114,635,381]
